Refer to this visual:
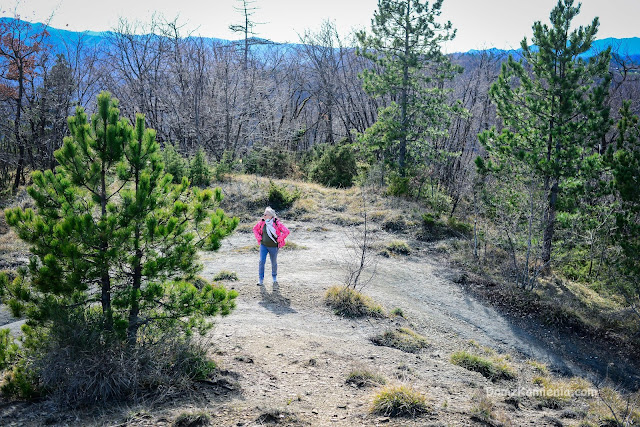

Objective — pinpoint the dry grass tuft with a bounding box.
[346,369,387,388]
[370,328,429,353]
[470,391,512,426]
[531,376,592,409]
[324,286,384,318]
[371,384,431,417]
[450,350,517,382]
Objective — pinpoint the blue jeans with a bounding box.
[259,244,278,282]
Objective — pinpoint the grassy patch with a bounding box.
[532,376,591,409]
[370,328,429,353]
[586,388,640,426]
[450,350,516,381]
[289,197,318,219]
[345,369,387,388]
[371,384,431,417]
[282,241,306,251]
[526,359,549,376]
[470,392,511,426]
[382,215,408,232]
[390,307,404,318]
[212,270,238,281]
[385,240,411,256]
[325,286,384,318]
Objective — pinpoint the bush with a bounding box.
[324,286,384,318]
[370,328,429,353]
[244,147,297,179]
[267,181,300,211]
[447,216,472,236]
[418,213,451,241]
[163,143,188,184]
[212,151,236,182]
[309,142,357,188]
[0,328,18,370]
[345,369,387,388]
[386,173,410,196]
[1,311,219,406]
[189,147,212,187]
[371,384,431,417]
[450,350,516,381]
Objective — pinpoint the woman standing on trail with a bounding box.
[253,207,290,287]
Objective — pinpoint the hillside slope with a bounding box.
[0,176,638,426]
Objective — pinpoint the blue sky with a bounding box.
[4,0,639,52]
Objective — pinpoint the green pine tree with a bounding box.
[162,142,188,184]
[606,101,640,308]
[3,92,238,347]
[356,0,461,182]
[189,146,212,187]
[477,0,612,269]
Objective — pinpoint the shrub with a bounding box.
[244,147,297,179]
[189,147,212,187]
[371,384,431,417]
[447,216,472,236]
[324,286,384,318]
[386,173,410,196]
[382,215,408,232]
[267,181,300,211]
[212,151,236,182]
[1,358,41,400]
[163,143,188,184]
[370,328,429,353]
[1,310,220,406]
[450,351,517,381]
[213,270,238,281]
[309,142,357,188]
[0,328,18,370]
[346,369,387,388]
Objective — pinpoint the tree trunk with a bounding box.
[100,165,113,331]
[541,179,559,271]
[12,66,25,192]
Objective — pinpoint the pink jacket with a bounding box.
[253,218,290,248]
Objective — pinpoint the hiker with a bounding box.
[253,206,290,287]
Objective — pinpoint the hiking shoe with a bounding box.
[257,282,263,286]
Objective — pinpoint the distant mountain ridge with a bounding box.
[2,17,639,60]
